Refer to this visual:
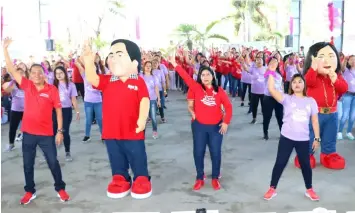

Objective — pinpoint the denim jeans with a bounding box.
[339,94,355,133]
[53,107,73,152]
[22,133,66,193]
[149,100,158,131]
[192,120,223,180]
[230,77,241,97]
[84,102,102,137]
[158,91,165,118]
[309,113,338,154]
[223,73,231,93]
[105,139,150,181]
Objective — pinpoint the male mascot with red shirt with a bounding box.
[294,42,348,170]
[82,39,152,199]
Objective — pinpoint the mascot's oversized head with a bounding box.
[107,39,141,77]
[303,42,341,75]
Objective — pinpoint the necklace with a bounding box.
[321,78,336,112]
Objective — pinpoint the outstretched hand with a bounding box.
[3,37,13,49]
[81,39,96,65]
[168,53,178,67]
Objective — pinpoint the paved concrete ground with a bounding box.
[1,91,355,213]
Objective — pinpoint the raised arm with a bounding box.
[266,59,283,103]
[82,40,99,87]
[304,56,319,88]
[169,56,197,88]
[2,38,22,85]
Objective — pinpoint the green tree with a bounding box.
[175,24,195,51]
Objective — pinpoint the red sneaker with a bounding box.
[263,187,277,200]
[211,179,221,190]
[193,180,204,190]
[131,176,152,199]
[57,190,70,202]
[107,175,131,199]
[20,192,36,205]
[305,188,320,201]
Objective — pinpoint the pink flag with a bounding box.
[289,17,294,35]
[48,20,51,39]
[1,7,3,41]
[135,17,140,40]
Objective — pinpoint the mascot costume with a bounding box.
[294,42,348,170]
[83,39,152,199]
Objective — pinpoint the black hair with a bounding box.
[44,60,53,72]
[111,39,142,72]
[303,42,341,75]
[346,55,355,70]
[196,66,219,93]
[29,64,45,73]
[256,51,266,66]
[105,56,109,69]
[288,73,307,96]
[53,66,69,88]
[195,52,204,63]
[283,53,293,63]
[267,57,282,76]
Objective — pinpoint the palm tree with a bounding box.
[192,20,229,54]
[175,24,195,51]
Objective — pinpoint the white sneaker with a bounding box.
[4,144,15,152]
[337,132,343,140]
[346,132,355,140]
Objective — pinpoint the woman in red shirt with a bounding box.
[169,56,232,191]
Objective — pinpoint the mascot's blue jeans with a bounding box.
[192,120,223,180]
[105,139,149,181]
[339,94,355,133]
[309,113,337,154]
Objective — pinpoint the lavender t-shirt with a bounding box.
[141,74,158,100]
[250,66,266,94]
[280,94,318,141]
[58,82,78,108]
[152,69,166,91]
[10,82,25,112]
[46,72,54,84]
[285,65,298,82]
[160,64,168,76]
[81,73,102,103]
[343,68,355,93]
[264,72,283,96]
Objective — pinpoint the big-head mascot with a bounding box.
[82,39,152,199]
[294,42,348,170]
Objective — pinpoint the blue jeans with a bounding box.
[339,94,355,133]
[230,77,241,97]
[105,140,149,181]
[223,73,232,94]
[309,113,337,154]
[149,100,158,131]
[159,90,165,108]
[84,102,102,137]
[192,120,223,180]
[22,133,66,193]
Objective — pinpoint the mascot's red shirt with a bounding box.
[305,68,348,110]
[94,74,149,140]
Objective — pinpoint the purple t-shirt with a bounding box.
[280,94,318,141]
[152,69,166,91]
[46,72,54,84]
[81,73,102,103]
[250,66,266,94]
[343,68,355,93]
[264,72,283,96]
[160,64,168,76]
[58,82,78,108]
[285,64,298,82]
[141,74,158,100]
[10,82,25,112]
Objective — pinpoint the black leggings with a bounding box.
[270,135,312,189]
[250,93,264,119]
[262,95,283,135]
[53,107,73,153]
[9,110,23,145]
[284,81,290,93]
[216,72,222,86]
[75,83,85,101]
[242,83,251,103]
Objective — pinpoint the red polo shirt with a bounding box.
[94,74,149,140]
[20,77,62,136]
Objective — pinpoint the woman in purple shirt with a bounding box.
[262,57,284,140]
[152,59,167,123]
[2,67,27,152]
[338,55,355,140]
[141,61,161,139]
[53,66,80,161]
[263,59,321,201]
[42,60,54,84]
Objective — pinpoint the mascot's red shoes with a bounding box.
[294,155,316,169]
[294,153,345,170]
[107,175,131,199]
[130,176,152,199]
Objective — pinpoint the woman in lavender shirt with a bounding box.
[2,67,27,152]
[42,60,54,84]
[242,52,266,124]
[53,66,80,161]
[75,59,103,143]
[338,55,355,140]
[152,59,167,123]
[284,53,302,92]
[263,57,284,140]
[263,59,321,201]
[141,61,161,139]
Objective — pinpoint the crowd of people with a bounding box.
[1,36,354,205]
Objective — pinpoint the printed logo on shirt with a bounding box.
[128,85,138,91]
[200,91,217,107]
[292,109,308,122]
[39,93,49,98]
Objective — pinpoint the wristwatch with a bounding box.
[314,138,321,142]
[57,129,65,133]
